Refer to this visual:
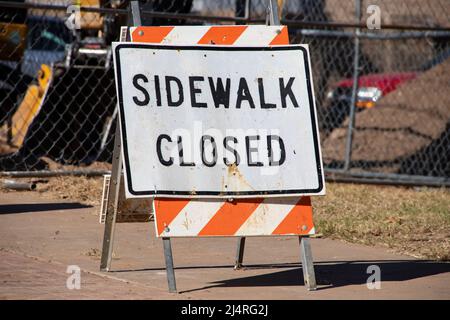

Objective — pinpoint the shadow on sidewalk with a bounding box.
[0,202,92,214]
[175,260,450,293]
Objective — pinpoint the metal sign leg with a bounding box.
[162,237,177,293]
[299,237,317,290]
[234,237,246,269]
[100,122,122,271]
[100,0,138,273]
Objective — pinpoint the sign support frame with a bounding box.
[163,237,177,293]
[100,1,179,292]
[100,1,140,272]
[233,0,317,291]
[101,0,317,292]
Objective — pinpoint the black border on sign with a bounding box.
[114,44,324,197]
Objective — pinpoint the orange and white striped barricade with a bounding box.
[102,1,324,293]
[153,197,315,237]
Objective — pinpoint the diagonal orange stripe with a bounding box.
[269,26,289,45]
[271,197,313,235]
[197,26,248,45]
[131,26,174,43]
[154,198,190,235]
[198,198,263,236]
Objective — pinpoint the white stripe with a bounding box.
[129,26,137,40]
[234,197,298,236]
[130,26,284,46]
[160,26,210,45]
[161,199,224,237]
[233,26,283,46]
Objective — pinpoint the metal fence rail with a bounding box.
[0,0,449,186]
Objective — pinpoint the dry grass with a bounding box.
[313,183,450,261]
[1,177,449,260]
[36,176,104,207]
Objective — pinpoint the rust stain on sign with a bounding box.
[223,163,255,192]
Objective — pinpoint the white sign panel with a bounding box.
[113,43,325,198]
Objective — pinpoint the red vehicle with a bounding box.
[322,48,450,133]
[331,72,417,108]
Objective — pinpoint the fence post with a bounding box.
[268,0,280,25]
[235,0,251,23]
[343,0,362,171]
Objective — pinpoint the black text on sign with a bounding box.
[113,44,324,198]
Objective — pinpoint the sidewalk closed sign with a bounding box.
[113,43,324,198]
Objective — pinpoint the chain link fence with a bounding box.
[0,0,449,186]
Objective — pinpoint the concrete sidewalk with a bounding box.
[0,192,449,299]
